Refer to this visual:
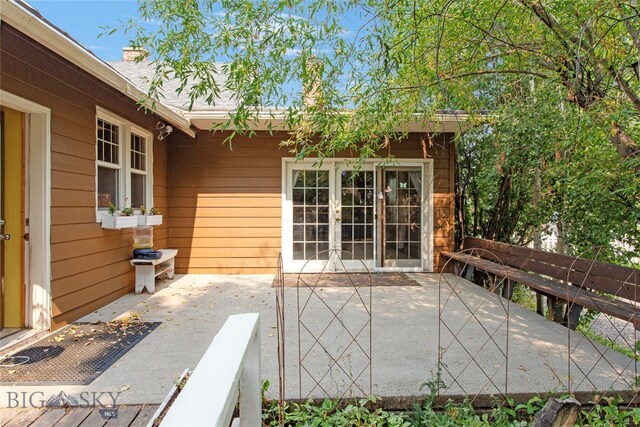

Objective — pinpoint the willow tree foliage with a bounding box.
[458,81,640,260]
[119,0,640,256]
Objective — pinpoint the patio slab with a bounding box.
[0,273,636,408]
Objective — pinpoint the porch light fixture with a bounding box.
[153,121,173,141]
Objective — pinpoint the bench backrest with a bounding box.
[462,237,639,302]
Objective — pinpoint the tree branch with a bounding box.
[610,66,640,111]
[379,69,550,95]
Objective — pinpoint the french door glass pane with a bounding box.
[292,169,330,260]
[384,170,421,261]
[340,170,374,261]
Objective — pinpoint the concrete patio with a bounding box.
[0,273,636,408]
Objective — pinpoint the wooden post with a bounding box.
[454,261,462,276]
[547,296,565,323]
[536,293,545,316]
[160,313,261,427]
[463,265,475,282]
[239,321,261,426]
[566,303,583,330]
[502,279,513,300]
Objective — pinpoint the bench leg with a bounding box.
[501,279,513,300]
[463,265,475,282]
[547,296,565,323]
[535,292,545,316]
[454,261,462,276]
[135,265,155,294]
[566,303,583,330]
[167,257,175,279]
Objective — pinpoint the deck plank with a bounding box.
[103,406,141,427]
[30,408,67,427]
[0,408,20,427]
[9,408,45,427]
[128,405,160,427]
[52,408,93,427]
[77,408,110,427]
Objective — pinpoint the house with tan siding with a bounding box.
[0,0,465,340]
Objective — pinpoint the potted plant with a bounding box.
[137,205,163,226]
[101,202,139,229]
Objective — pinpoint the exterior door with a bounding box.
[284,160,429,272]
[336,165,375,270]
[0,111,4,330]
[289,166,332,272]
[1,107,24,329]
[381,168,422,268]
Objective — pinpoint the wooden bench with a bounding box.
[441,237,639,330]
[130,249,178,294]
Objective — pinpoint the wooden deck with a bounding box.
[0,405,159,427]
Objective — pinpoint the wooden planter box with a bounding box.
[101,215,138,230]
[137,214,163,226]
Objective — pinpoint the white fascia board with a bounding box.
[1,0,196,138]
[184,110,478,133]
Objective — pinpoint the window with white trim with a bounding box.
[96,108,153,220]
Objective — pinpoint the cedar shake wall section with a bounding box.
[1,24,172,329]
[168,131,455,274]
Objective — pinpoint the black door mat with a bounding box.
[0,321,160,385]
[279,273,421,287]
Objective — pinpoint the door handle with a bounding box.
[0,234,10,241]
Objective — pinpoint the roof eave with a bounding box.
[183,110,476,133]
[1,0,196,138]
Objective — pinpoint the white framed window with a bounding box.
[95,107,153,221]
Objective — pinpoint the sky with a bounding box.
[28,0,364,63]
[30,0,141,61]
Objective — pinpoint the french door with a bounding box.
[380,169,422,268]
[283,160,431,272]
[335,165,375,270]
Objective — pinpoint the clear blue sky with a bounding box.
[30,0,140,61]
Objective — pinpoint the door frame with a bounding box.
[1,90,51,331]
[282,158,433,273]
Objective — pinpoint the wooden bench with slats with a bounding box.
[441,237,639,330]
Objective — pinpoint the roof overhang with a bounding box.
[184,110,476,133]
[1,0,196,138]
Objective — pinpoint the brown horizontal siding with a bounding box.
[53,262,133,299]
[52,283,132,329]
[171,177,282,189]
[51,189,95,207]
[170,196,281,208]
[1,23,173,330]
[171,217,281,228]
[51,234,134,262]
[170,237,281,248]
[51,170,95,192]
[178,257,280,269]
[170,207,281,218]
[180,267,276,274]
[51,134,96,159]
[51,152,95,175]
[51,246,133,281]
[170,227,282,238]
[168,131,455,274]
